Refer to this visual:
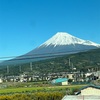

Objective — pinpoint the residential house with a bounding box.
[67,74,74,79]
[93,71,100,79]
[0,78,3,83]
[62,84,100,100]
[62,95,100,100]
[76,84,100,96]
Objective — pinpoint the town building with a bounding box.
[51,78,68,85]
[62,84,100,100]
[77,84,100,96]
[0,78,3,83]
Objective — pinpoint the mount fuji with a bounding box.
[25,32,100,55]
[1,32,100,65]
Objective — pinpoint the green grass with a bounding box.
[0,87,42,94]
[0,84,86,94]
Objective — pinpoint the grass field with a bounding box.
[0,84,86,100]
[0,84,86,94]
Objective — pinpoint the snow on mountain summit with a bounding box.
[43,32,100,47]
[1,32,100,65]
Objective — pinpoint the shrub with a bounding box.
[0,92,64,100]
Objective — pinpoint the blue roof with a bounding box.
[52,78,68,84]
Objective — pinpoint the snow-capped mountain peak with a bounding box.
[43,32,100,47]
[1,32,100,65]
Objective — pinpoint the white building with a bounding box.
[0,78,3,83]
[78,85,100,96]
[51,78,69,85]
[62,85,100,100]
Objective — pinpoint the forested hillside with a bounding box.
[0,48,100,76]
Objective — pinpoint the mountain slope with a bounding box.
[0,32,100,65]
[0,48,100,75]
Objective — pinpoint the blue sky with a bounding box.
[0,0,100,59]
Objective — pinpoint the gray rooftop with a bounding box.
[62,95,100,100]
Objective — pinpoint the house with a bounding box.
[20,74,32,82]
[93,71,100,79]
[62,85,100,100]
[51,78,68,85]
[0,78,3,83]
[76,84,100,96]
[62,95,100,100]
[67,74,74,79]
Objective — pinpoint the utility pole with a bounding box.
[7,66,9,74]
[71,63,73,69]
[30,62,32,71]
[19,66,22,72]
[69,58,71,66]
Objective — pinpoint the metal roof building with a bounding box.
[52,78,68,83]
[76,84,100,95]
[62,84,100,100]
[62,95,100,100]
[51,78,68,85]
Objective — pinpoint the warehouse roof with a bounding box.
[51,78,68,84]
[81,84,100,90]
[75,84,100,95]
[62,95,100,100]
